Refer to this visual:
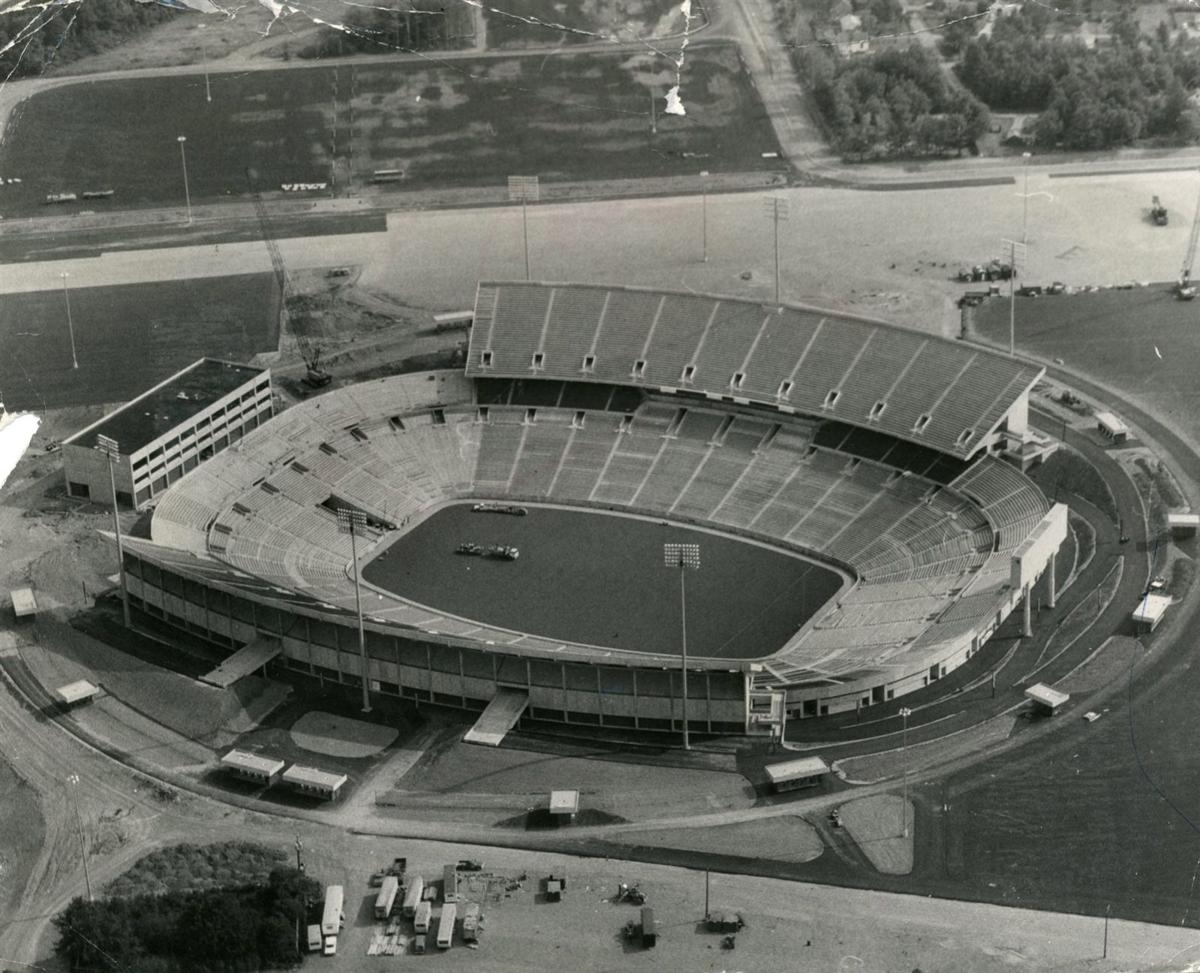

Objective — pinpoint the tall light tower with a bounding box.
[177,135,192,225]
[663,542,700,750]
[60,271,78,370]
[899,706,912,837]
[66,774,93,902]
[336,507,372,713]
[700,170,710,263]
[507,175,539,281]
[1020,151,1032,244]
[94,435,130,629]
[762,196,789,303]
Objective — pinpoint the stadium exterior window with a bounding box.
[731,372,745,390]
[481,350,493,368]
[525,408,537,424]
[777,379,793,399]
[682,364,696,384]
[869,401,887,420]
[582,354,596,373]
[823,389,840,409]
[477,406,490,423]
[572,411,586,428]
[914,414,931,433]
[531,352,545,370]
[632,360,647,379]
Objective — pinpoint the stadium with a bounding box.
[119,281,1068,739]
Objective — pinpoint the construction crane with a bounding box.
[1178,175,1200,301]
[244,169,331,386]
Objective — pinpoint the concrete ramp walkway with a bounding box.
[201,637,281,689]
[463,688,528,746]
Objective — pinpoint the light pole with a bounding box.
[66,774,92,902]
[94,435,130,629]
[1004,238,1026,358]
[663,542,700,750]
[507,175,539,281]
[336,507,371,713]
[201,36,212,104]
[762,196,789,303]
[177,135,192,225]
[1020,151,1032,244]
[899,706,912,837]
[60,272,78,370]
[700,170,709,263]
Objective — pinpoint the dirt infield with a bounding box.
[364,503,842,658]
[290,711,399,757]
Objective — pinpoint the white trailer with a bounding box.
[437,903,457,950]
[321,885,345,938]
[413,900,433,934]
[402,874,425,918]
[374,875,399,919]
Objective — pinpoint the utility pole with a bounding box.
[899,706,912,838]
[700,170,709,263]
[1004,238,1026,357]
[60,272,78,370]
[66,774,92,902]
[94,435,130,629]
[177,135,192,225]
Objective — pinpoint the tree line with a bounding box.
[0,0,174,80]
[55,867,322,972]
[956,7,1200,149]
[299,2,475,58]
[798,44,990,160]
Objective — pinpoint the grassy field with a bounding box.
[0,42,782,217]
[484,0,696,47]
[363,503,841,659]
[973,284,1200,427]
[0,274,280,411]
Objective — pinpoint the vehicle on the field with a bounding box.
[1151,196,1168,225]
[485,545,519,560]
[456,542,485,556]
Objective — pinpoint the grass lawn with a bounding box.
[0,42,782,217]
[0,274,280,411]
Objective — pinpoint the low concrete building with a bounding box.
[1025,683,1069,716]
[1167,513,1200,537]
[1132,593,1172,633]
[765,755,830,792]
[220,749,285,785]
[62,359,272,509]
[10,587,36,621]
[281,764,348,800]
[549,789,580,822]
[56,679,99,708]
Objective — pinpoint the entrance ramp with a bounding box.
[201,637,281,689]
[463,688,528,746]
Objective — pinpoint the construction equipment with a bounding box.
[615,882,645,904]
[245,169,331,384]
[1151,195,1168,226]
[1179,176,1200,300]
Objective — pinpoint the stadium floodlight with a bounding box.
[1003,238,1028,358]
[663,543,700,750]
[507,175,540,281]
[762,196,790,304]
[336,507,372,714]
[66,773,92,901]
[60,271,78,370]
[177,135,192,225]
[899,706,913,837]
[700,170,710,264]
[94,434,130,629]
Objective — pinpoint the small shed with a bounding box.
[10,587,37,620]
[1132,593,1172,633]
[281,765,348,801]
[549,789,579,822]
[764,755,830,793]
[1167,513,1200,537]
[1025,683,1070,716]
[56,679,99,708]
[1095,411,1129,443]
[220,749,285,785]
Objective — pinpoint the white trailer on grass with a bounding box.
[321,884,344,943]
[402,874,425,917]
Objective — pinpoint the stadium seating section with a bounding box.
[151,368,1049,688]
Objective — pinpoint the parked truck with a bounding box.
[443,863,460,903]
[321,884,344,954]
[1152,195,1169,226]
[437,903,457,950]
[413,900,433,934]
[461,902,481,943]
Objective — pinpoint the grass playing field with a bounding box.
[0,274,280,411]
[0,42,783,217]
[362,503,842,659]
